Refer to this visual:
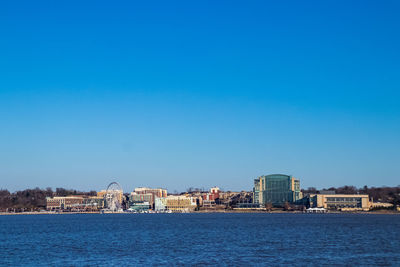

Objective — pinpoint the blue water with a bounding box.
[0,213,399,266]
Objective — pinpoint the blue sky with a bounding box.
[0,1,399,192]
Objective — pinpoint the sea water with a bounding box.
[0,213,399,266]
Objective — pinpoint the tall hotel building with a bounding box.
[254,174,301,206]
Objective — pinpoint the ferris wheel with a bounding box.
[105,182,123,212]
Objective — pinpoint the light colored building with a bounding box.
[129,192,153,210]
[46,196,84,210]
[254,174,301,206]
[130,193,153,203]
[46,196,105,211]
[155,197,167,211]
[184,192,204,206]
[131,187,167,208]
[134,187,167,198]
[97,190,123,204]
[155,195,197,212]
[202,187,221,207]
[82,196,105,209]
[128,201,151,212]
[306,194,371,211]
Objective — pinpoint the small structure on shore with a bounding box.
[306,207,327,213]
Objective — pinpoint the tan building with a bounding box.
[97,190,107,199]
[184,192,204,206]
[131,187,167,208]
[308,194,370,211]
[97,190,123,204]
[130,192,154,207]
[46,196,105,211]
[155,195,197,212]
[46,196,84,210]
[134,187,167,198]
[83,196,105,209]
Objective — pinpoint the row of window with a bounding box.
[327,203,362,208]
[326,197,362,202]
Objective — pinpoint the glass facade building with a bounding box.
[128,201,151,212]
[253,174,301,206]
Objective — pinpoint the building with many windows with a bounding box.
[97,190,124,204]
[46,196,105,211]
[128,201,151,212]
[129,193,153,210]
[134,187,167,198]
[130,193,153,204]
[155,195,197,212]
[82,196,105,210]
[130,187,167,209]
[46,196,84,210]
[253,174,301,206]
[302,194,371,211]
[202,187,221,207]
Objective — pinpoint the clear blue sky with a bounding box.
[1,1,399,193]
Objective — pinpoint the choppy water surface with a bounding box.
[0,213,399,266]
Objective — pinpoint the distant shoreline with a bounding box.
[1,210,399,215]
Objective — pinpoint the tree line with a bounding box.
[0,188,97,212]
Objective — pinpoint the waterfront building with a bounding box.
[202,187,220,207]
[82,196,105,210]
[46,196,84,210]
[46,196,105,211]
[97,190,106,199]
[184,192,204,206]
[155,197,167,211]
[131,187,167,209]
[97,189,123,204]
[134,187,167,198]
[128,201,151,212]
[130,192,153,203]
[155,195,197,212]
[129,192,153,209]
[301,194,371,211]
[253,174,301,206]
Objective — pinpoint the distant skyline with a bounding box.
[1,1,400,192]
